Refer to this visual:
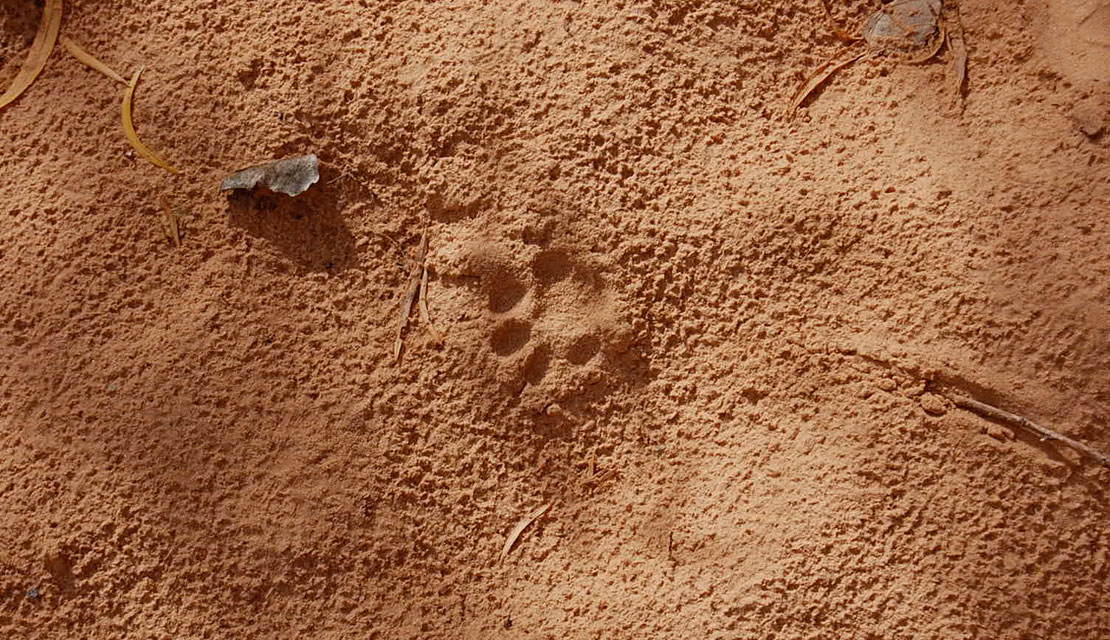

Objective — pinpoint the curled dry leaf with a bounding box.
[499,503,551,564]
[0,0,63,110]
[62,36,127,85]
[220,155,320,197]
[122,67,181,174]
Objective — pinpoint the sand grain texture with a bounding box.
[1,0,1108,638]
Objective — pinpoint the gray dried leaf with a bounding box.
[220,154,320,197]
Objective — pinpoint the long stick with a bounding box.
[949,395,1110,469]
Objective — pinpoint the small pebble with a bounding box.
[984,423,1015,442]
[920,393,947,416]
[1072,98,1106,138]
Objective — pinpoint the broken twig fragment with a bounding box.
[220,155,320,197]
[122,67,180,173]
[0,0,63,110]
[949,394,1110,469]
[62,37,127,85]
[499,503,551,564]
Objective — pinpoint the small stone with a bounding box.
[920,393,947,416]
[877,378,897,392]
[1072,98,1107,139]
[984,423,1015,442]
[26,587,40,600]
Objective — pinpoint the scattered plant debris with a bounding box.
[0,0,63,110]
[122,67,180,173]
[159,196,186,247]
[947,394,1110,469]
[499,503,551,564]
[789,0,967,116]
[220,155,320,196]
[61,36,126,85]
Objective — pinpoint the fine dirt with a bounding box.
[2,0,1109,638]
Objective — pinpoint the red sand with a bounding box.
[1,0,1108,637]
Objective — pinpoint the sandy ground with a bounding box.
[1,0,1109,637]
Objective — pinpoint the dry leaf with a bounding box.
[62,36,126,85]
[122,67,180,173]
[0,0,63,110]
[220,155,320,197]
[499,503,551,564]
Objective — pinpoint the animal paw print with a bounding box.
[490,247,616,393]
[437,235,631,414]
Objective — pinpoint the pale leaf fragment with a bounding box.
[499,503,551,564]
[788,47,865,117]
[220,155,320,197]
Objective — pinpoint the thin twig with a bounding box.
[393,227,427,362]
[948,394,1110,469]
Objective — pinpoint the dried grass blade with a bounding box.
[122,67,181,174]
[61,36,126,85]
[788,47,865,117]
[948,31,967,104]
[419,264,443,345]
[499,503,551,564]
[394,271,420,361]
[159,196,181,247]
[0,0,63,110]
[394,230,427,361]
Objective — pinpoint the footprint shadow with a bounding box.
[491,319,532,356]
